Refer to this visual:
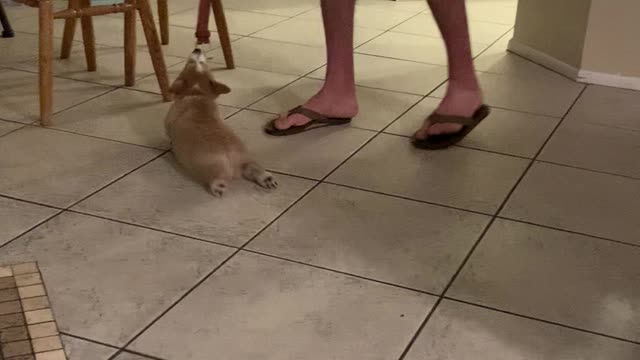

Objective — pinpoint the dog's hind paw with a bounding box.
[258,173,278,189]
[209,180,228,197]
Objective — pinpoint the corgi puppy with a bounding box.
[165,49,277,196]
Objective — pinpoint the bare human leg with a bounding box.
[273,0,358,130]
[414,0,484,140]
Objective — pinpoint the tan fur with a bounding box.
[165,50,277,196]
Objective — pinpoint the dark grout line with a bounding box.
[495,216,640,250]
[241,249,441,298]
[0,194,63,211]
[106,248,244,360]
[116,349,168,360]
[443,298,640,346]
[536,159,640,182]
[397,81,591,359]
[396,216,497,359]
[321,180,493,217]
[0,123,27,140]
[0,150,169,250]
[23,123,168,151]
[65,152,170,211]
[59,332,121,351]
[108,185,325,360]
[0,210,63,251]
[66,208,239,250]
[382,131,533,160]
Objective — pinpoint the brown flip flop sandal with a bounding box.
[264,106,352,136]
[412,105,491,150]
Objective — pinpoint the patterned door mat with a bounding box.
[0,263,67,360]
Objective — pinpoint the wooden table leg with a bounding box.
[60,0,79,59]
[39,0,54,126]
[195,0,211,44]
[79,0,97,71]
[211,0,234,69]
[124,0,136,86]
[137,0,170,101]
[157,0,169,45]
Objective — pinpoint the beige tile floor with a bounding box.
[0,0,639,359]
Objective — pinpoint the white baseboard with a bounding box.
[577,70,640,91]
[507,38,580,79]
[508,38,640,91]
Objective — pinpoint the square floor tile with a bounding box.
[328,134,529,213]
[0,32,81,68]
[465,1,518,25]
[296,5,417,30]
[225,110,374,179]
[249,184,489,293]
[129,252,436,360]
[172,8,287,36]
[74,154,315,246]
[501,162,640,245]
[210,37,326,76]
[4,2,63,21]
[223,0,317,17]
[0,120,23,137]
[160,26,243,58]
[540,121,640,179]
[52,89,172,149]
[432,70,585,118]
[449,219,640,342]
[357,0,428,14]
[0,212,234,345]
[0,126,159,207]
[562,85,640,132]
[538,86,640,178]
[252,18,384,48]
[0,197,58,247]
[15,47,184,87]
[392,13,512,45]
[308,53,448,95]
[113,352,152,360]
[473,31,552,77]
[356,31,487,66]
[0,69,112,124]
[134,64,298,108]
[250,77,422,131]
[62,336,116,360]
[386,97,559,158]
[405,299,640,360]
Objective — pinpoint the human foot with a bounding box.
[413,84,483,140]
[272,88,359,131]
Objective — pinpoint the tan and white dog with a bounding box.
[164,49,277,196]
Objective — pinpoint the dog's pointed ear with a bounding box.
[209,80,231,95]
[210,80,231,95]
[169,79,187,95]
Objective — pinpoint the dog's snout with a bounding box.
[192,48,202,55]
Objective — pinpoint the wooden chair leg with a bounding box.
[195,0,211,44]
[60,0,80,59]
[0,2,15,38]
[210,0,234,69]
[137,0,170,101]
[79,0,97,72]
[124,0,136,86]
[39,0,54,126]
[157,0,169,45]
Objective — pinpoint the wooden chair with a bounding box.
[195,0,234,69]
[20,0,170,126]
